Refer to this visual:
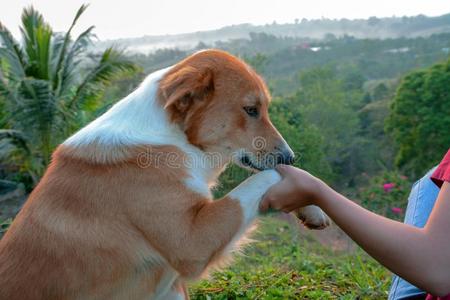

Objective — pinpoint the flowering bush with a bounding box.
[358,171,412,220]
[383,183,395,192]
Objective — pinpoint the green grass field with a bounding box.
[189,216,391,299]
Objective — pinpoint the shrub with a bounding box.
[358,171,411,220]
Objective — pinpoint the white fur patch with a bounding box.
[229,170,281,226]
[223,170,281,255]
[64,67,180,148]
[152,269,179,300]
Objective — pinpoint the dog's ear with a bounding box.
[159,65,214,114]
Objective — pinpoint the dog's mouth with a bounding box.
[239,154,265,171]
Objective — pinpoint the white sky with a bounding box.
[1,0,449,40]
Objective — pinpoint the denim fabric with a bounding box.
[388,167,439,300]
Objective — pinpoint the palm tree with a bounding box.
[0,5,139,187]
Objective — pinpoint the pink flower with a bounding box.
[383,183,395,192]
[391,207,403,214]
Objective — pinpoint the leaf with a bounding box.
[20,6,53,80]
[0,129,30,155]
[11,78,57,165]
[0,22,26,80]
[68,47,139,110]
[54,25,95,99]
[52,5,91,96]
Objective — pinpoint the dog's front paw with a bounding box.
[295,205,330,230]
[229,170,281,225]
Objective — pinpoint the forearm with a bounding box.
[317,186,446,295]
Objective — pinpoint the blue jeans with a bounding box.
[388,167,439,300]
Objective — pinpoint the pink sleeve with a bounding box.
[431,149,450,188]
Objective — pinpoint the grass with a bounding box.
[189,216,391,299]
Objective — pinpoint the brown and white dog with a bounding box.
[0,50,329,299]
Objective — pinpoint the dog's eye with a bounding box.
[243,106,258,118]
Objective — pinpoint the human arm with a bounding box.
[260,165,450,296]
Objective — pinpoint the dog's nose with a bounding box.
[276,150,295,165]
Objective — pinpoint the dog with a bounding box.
[0,49,329,299]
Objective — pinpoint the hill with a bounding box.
[97,13,450,53]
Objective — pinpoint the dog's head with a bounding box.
[158,49,294,171]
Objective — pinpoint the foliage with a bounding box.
[190,217,390,299]
[269,97,334,183]
[0,218,12,238]
[243,53,268,74]
[0,5,139,187]
[386,58,450,177]
[265,65,376,188]
[358,171,412,220]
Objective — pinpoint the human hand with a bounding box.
[259,165,328,213]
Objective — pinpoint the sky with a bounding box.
[1,0,449,40]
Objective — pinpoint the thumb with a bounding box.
[275,164,292,177]
[260,178,288,212]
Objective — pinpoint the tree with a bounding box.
[0,5,139,186]
[368,16,380,26]
[269,99,334,183]
[373,83,389,101]
[295,66,364,186]
[244,53,268,73]
[386,59,450,177]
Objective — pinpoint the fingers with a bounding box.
[260,182,284,212]
[260,195,296,213]
[275,164,290,176]
[260,165,306,213]
[259,197,270,212]
[260,181,289,212]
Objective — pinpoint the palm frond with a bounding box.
[13,79,58,163]
[0,67,20,107]
[0,129,30,155]
[55,25,95,98]
[20,6,52,80]
[53,4,90,95]
[90,47,139,85]
[0,22,26,80]
[68,47,139,109]
[15,79,56,131]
